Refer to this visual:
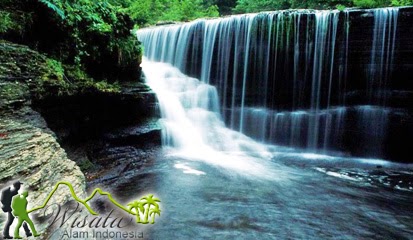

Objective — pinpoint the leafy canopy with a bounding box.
[127,0,220,26]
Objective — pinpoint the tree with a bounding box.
[127,0,167,25]
[212,0,238,15]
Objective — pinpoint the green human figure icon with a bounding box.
[11,191,40,239]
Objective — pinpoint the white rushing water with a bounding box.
[368,8,399,105]
[141,58,276,177]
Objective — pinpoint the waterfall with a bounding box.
[137,8,402,160]
[307,11,339,150]
[368,8,399,105]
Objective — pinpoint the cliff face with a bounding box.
[0,42,86,236]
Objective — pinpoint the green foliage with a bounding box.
[92,81,121,92]
[352,0,392,7]
[0,0,142,84]
[234,0,290,13]
[127,0,166,25]
[336,4,347,10]
[127,0,220,26]
[235,0,351,13]
[0,11,13,33]
[161,0,219,22]
[232,0,410,13]
[46,59,64,81]
[64,65,121,93]
[391,0,413,5]
[28,0,140,82]
[0,10,31,36]
[78,159,94,172]
[34,58,121,99]
[39,0,65,19]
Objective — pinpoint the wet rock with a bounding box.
[0,82,30,112]
[73,120,161,184]
[315,167,413,192]
[33,82,159,143]
[103,118,161,146]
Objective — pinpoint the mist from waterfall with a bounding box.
[141,58,274,176]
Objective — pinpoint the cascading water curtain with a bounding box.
[138,8,400,159]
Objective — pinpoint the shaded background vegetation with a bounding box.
[0,0,141,84]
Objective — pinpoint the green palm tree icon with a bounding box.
[128,194,161,224]
[149,207,161,224]
[127,200,145,223]
[141,194,161,224]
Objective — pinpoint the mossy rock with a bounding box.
[0,82,30,112]
[0,41,121,100]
